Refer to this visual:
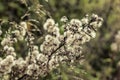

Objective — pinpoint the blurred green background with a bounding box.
[0,0,120,80]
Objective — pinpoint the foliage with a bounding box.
[0,0,120,80]
[0,0,103,80]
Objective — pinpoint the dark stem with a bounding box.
[18,74,29,80]
[46,41,65,69]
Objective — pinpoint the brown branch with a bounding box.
[46,41,66,69]
[18,74,29,80]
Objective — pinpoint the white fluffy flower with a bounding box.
[20,27,26,36]
[40,44,44,52]
[111,43,118,52]
[37,53,48,62]
[32,50,39,57]
[1,38,10,46]
[26,64,39,76]
[0,14,103,78]
[70,19,82,27]
[8,46,15,52]
[33,46,39,50]
[6,55,14,63]
[91,14,98,19]
[45,35,53,42]
[90,31,96,38]
[81,18,89,25]
[12,30,20,37]
[60,16,68,22]
[20,22,28,30]
[43,18,55,30]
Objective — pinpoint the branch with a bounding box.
[46,38,66,69]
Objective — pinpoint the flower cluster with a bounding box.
[0,14,103,80]
[111,30,120,52]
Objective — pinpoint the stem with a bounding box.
[46,37,66,69]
